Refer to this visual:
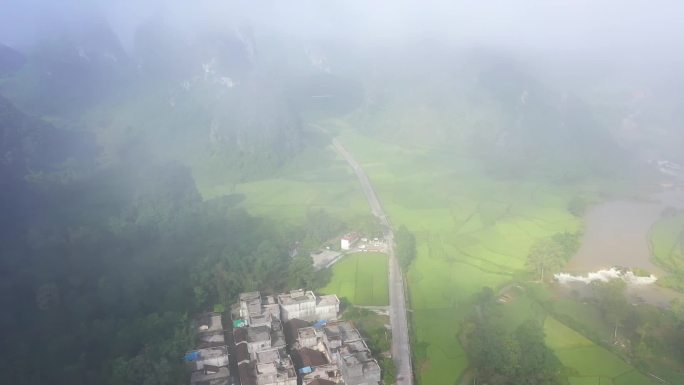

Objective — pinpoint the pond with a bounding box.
[559,187,684,306]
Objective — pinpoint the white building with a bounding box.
[277,290,340,322]
[340,233,359,251]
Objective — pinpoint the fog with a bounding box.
[3,2,684,385]
[4,0,684,52]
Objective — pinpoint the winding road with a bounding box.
[331,138,414,385]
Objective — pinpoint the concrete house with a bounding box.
[277,290,340,322]
[190,366,230,385]
[340,233,359,251]
[238,348,297,385]
[302,364,343,385]
[336,340,381,385]
[246,325,273,355]
[195,312,226,348]
[189,312,231,385]
[189,346,230,371]
[297,327,318,349]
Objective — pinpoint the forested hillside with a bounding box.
[0,93,315,384]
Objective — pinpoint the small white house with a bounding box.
[340,233,359,251]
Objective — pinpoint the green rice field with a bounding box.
[338,130,587,384]
[320,252,389,306]
[222,122,648,384]
[207,145,370,225]
[544,317,657,385]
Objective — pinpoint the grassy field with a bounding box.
[649,212,684,291]
[336,129,588,384]
[320,252,389,306]
[544,317,657,385]
[202,144,371,226]
[211,119,643,384]
[650,213,684,269]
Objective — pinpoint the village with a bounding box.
[186,288,384,385]
[184,233,387,385]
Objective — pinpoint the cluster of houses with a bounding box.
[187,312,233,385]
[186,288,382,385]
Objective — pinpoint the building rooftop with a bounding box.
[340,340,371,357]
[298,327,317,340]
[240,291,261,302]
[190,366,230,385]
[316,294,340,308]
[188,346,229,372]
[195,312,224,334]
[323,321,361,343]
[302,364,341,385]
[256,349,280,364]
[234,328,248,344]
[195,346,228,359]
[238,355,297,385]
[341,233,359,241]
[197,330,226,349]
[284,319,311,346]
[236,343,250,365]
[293,347,328,368]
[247,325,271,343]
[306,379,336,385]
[270,330,286,348]
[278,289,316,306]
[238,362,257,385]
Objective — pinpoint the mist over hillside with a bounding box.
[2,1,684,385]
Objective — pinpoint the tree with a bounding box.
[396,225,417,270]
[592,280,629,341]
[514,320,564,385]
[288,254,315,289]
[526,238,565,281]
[551,232,581,259]
[469,320,520,381]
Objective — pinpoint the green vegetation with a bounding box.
[396,225,418,270]
[463,286,661,385]
[334,129,588,383]
[343,307,395,383]
[547,291,684,384]
[3,17,681,385]
[544,317,655,385]
[526,232,581,282]
[649,210,684,291]
[465,289,567,385]
[320,252,389,306]
[0,95,351,385]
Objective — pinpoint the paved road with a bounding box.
[332,138,414,385]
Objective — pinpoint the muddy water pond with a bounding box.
[560,188,684,306]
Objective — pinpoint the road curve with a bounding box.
[331,138,413,385]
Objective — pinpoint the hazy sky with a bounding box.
[2,0,683,57]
